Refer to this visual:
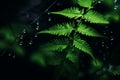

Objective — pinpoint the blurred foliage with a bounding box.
[0,23,31,56]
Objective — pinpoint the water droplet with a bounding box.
[13,55,16,58]
[110,38,114,41]
[102,42,105,44]
[36,26,39,30]
[36,21,39,25]
[47,12,50,15]
[23,29,26,34]
[20,35,23,39]
[34,34,38,37]
[19,42,23,45]
[114,5,118,10]
[110,31,113,34]
[85,20,87,22]
[8,53,11,56]
[98,1,101,3]
[102,44,104,47]
[29,40,33,45]
[48,17,51,21]
[104,32,106,35]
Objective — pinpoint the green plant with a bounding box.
[30,0,110,79]
[36,0,109,65]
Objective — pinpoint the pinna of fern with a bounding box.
[38,23,74,36]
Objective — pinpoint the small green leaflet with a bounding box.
[31,53,46,66]
[38,23,74,36]
[91,59,103,68]
[50,7,84,19]
[73,35,94,58]
[77,0,93,8]
[66,52,78,63]
[40,39,68,52]
[77,23,103,37]
[84,10,109,24]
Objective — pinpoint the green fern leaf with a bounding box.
[73,35,94,58]
[77,0,93,8]
[66,52,78,63]
[50,7,84,19]
[76,23,103,37]
[41,39,69,52]
[84,10,109,24]
[38,23,74,36]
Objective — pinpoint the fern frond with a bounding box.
[50,7,84,19]
[38,23,74,36]
[73,35,94,58]
[77,0,93,8]
[84,10,109,24]
[76,23,103,37]
[41,39,69,52]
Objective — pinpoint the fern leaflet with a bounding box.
[38,23,74,36]
[31,53,46,66]
[41,39,69,52]
[66,52,78,63]
[73,35,94,58]
[76,23,103,37]
[84,10,109,24]
[77,0,93,8]
[50,7,84,19]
